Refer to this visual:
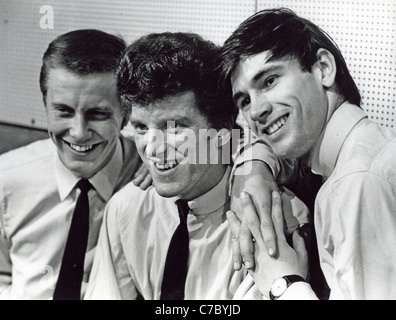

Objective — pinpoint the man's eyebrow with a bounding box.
[130,120,142,126]
[50,103,113,111]
[232,92,244,104]
[51,103,72,108]
[232,64,284,102]
[88,106,114,112]
[170,116,193,124]
[130,116,194,127]
[250,64,284,85]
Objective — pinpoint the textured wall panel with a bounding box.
[0,0,394,129]
[0,0,255,129]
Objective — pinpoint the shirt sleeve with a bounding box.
[85,198,138,300]
[317,171,396,299]
[0,182,12,298]
[230,140,300,189]
[233,274,266,300]
[231,140,280,178]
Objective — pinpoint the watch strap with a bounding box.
[269,274,305,300]
[284,275,305,285]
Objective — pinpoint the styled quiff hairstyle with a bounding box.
[39,29,129,126]
[220,8,361,106]
[116,32,238,131]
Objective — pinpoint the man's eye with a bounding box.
[133,124,148,134]
[56,108,74,117]
[87,110,111,121]
[264,76,277,88]
[167,121,184,132]
[238,97,250,110]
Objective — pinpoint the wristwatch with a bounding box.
[269,275,305,300]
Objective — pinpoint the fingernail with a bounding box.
[268,247,275,256]
[240,191,248,199]
[272,191,279,199]
[244,260,253,269]
[234,262,240,270]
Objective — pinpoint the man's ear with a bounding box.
[315,48,337,88]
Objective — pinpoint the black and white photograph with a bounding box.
[0,0,395,306]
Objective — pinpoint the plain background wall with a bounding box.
[0,0,395,130]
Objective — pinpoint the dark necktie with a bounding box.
[53,179,92,300]
[160,199,190,300]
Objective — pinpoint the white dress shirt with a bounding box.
[85,167,309,300]
[0,135,141,299]
[281,102,396,299]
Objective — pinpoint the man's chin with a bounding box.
[152,182,180,198]
[61,159,99,179]
[68,167,96,179]
[58,148,112,178]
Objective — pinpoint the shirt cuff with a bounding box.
[233,274,267,300]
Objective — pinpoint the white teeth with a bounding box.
[69,143,93,152]
[155,161,178,170]
[267,115,288,135]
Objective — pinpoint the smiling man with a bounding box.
[130,91,228,200]
[45,69,124,178]
[0,29,150,299]
[85,32,309,300]
[220,8,396,299]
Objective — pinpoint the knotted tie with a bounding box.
[160,199,190,300]
[53,179,92,300]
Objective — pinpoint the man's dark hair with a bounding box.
[39,29,128,124]
[220,8,361,106]
[117,32,238,131]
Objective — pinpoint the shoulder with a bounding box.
[103,183,177,242]
[0,139,56,187]
[318,123,396,217]
[106,182,173,222]
[333,120,396,182]
[0,140,58,214]
[109,182,154,206]
[317,169,396,223]
[0,139,54,171]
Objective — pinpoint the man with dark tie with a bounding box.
[85,32,309,299]
[0,29,150,299]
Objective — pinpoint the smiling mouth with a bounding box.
[154,160,179,171]
[265,115,289,135]
[64,140,101,153]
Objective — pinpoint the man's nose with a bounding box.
[250,94,272,122]
[69,115,90,140]
[145,129,169,161]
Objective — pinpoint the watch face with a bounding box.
[271,278,288,297]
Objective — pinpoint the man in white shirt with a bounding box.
[0,29,150,299]
[85,32,309,299]
[220,8,396,299]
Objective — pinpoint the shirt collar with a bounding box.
[186,166,231,216]
[54,139,123,201]
[311,102,367,178]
